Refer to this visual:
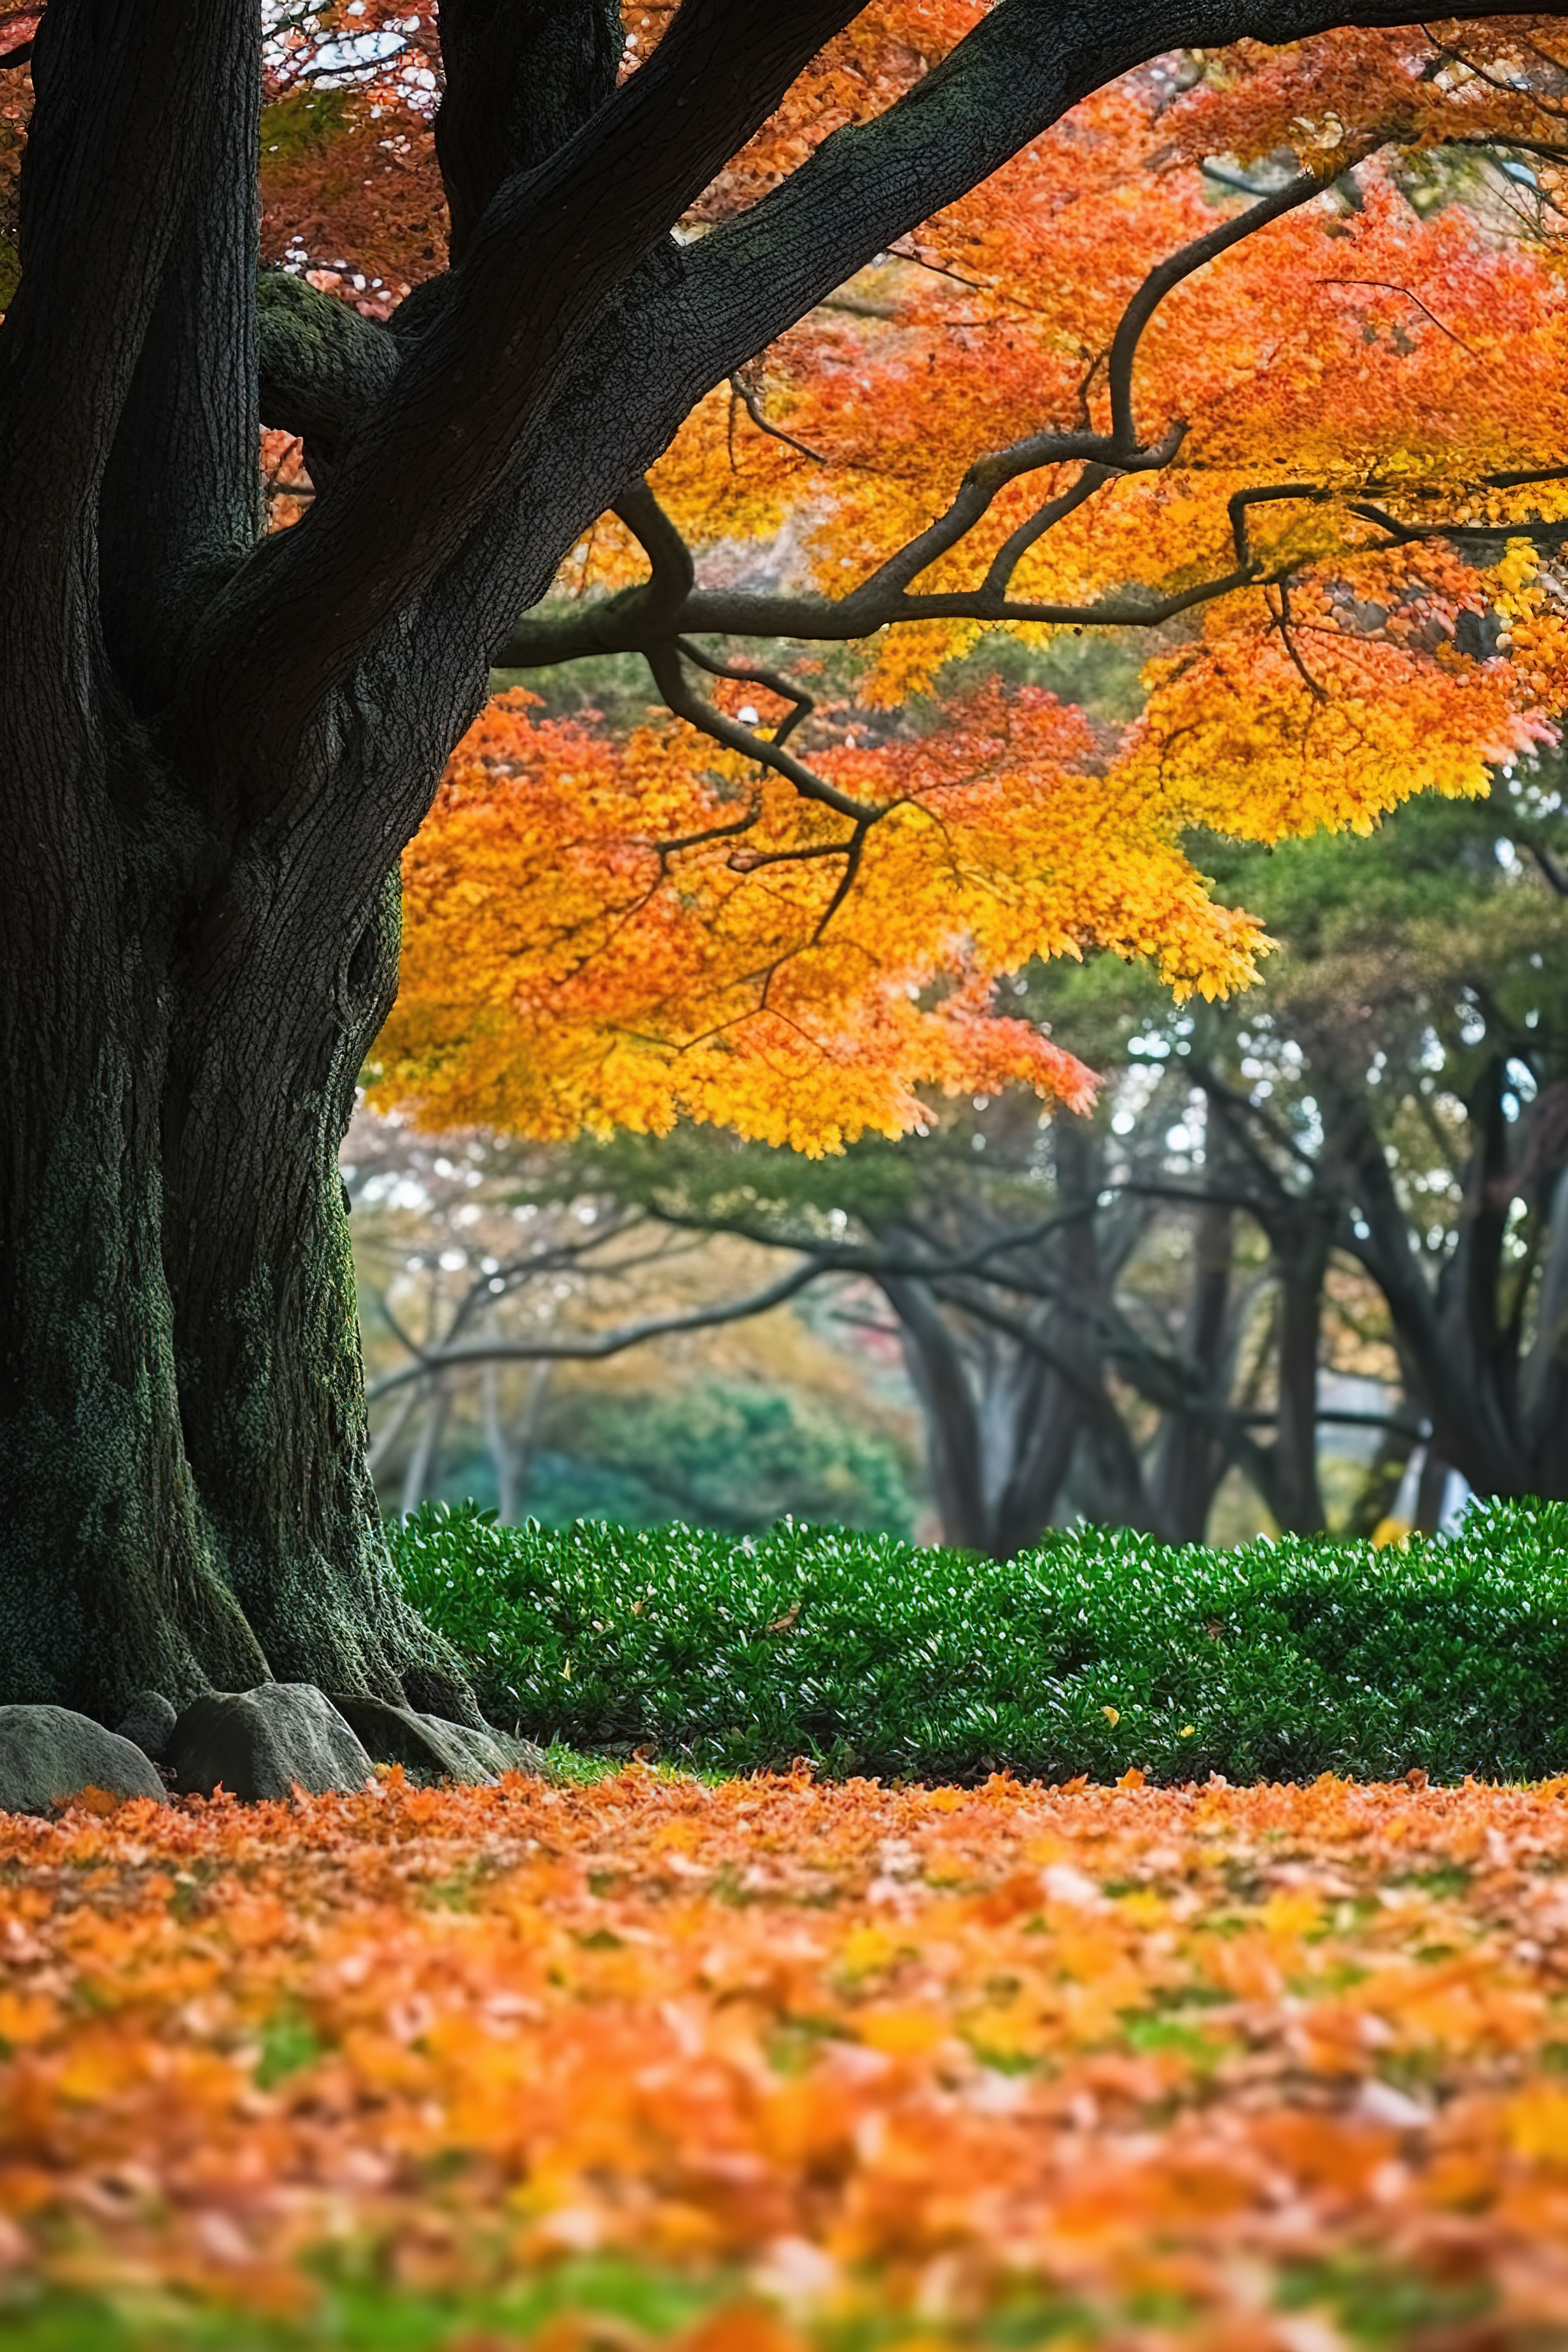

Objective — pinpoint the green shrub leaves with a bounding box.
[392,1499,1568,1784]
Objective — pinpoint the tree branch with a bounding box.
[436,0,625,266]
[98,8,265,710]
[257,272,401,470]
[0,0,251,586]
[1107,167,1341,447]
[644,641,882,824]
[182,0,864,809]
[365,1250,837,1399]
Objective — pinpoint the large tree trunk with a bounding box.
[160,864,483,1722]
[0,721,267,1717]
[0,713,479,1723]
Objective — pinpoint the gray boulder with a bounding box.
[114,1690,178,1761]
[165,1684,375,1801]
[332,1695,545,1785]
[0,1704,169,1813]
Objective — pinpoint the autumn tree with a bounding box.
[4,0,1568,1724]
[380,18,1568,1147]
[357,16,1568,1557]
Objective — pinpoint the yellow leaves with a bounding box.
[8,1774,1568,2335]
[0,1990,56,2046]
[1260,1890,1323,1944]
[855,2005,950,2058]
[1126,588,1556,852]
[855,621,984,707]
[1509,2086,1568,2168]
[838,1924,900,1979]
[377,684,1281,1152]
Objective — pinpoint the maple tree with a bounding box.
[374,15,1568,1154]
[4,0,1568,1730]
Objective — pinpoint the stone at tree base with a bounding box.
[164,1684,375,1800]
[0,1705,169,1813]
[114,1690,179,1761]
[332,1695,546,1785]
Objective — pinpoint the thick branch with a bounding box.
[436,0,624,266]
[366,1251,836,1400]
[182,0,863,810]
[98,8,264,709]
[256,273,401,466]
[0,0,250,585]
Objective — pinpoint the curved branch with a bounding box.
[645,642,884,824]
[676,637,815,751]
[1107,167,1341,448]
[982,461,1116,602]
[366,1251,836,1400]
[257,271,401,463]
[612,477,695,629]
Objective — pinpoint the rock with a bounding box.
[165,1684,375,1801]
[331,1696,545,1785]
[114,1690,178,1761]
[0,1705,169,1814]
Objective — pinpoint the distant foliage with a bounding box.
[433,1381,918,1539]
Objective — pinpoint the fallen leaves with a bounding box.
[5,1771,1568,2342]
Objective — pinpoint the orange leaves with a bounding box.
[374,684,1281,1150]
[8,1773,1568,2340]
[1129,573,1560,844]
[245,13,1568,1148]
[1162,22,1568,182]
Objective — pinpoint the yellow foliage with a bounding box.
[375,686,1273,1151]
[371,24,1568,1150]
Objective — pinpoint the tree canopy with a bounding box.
[346,12,1568,1150]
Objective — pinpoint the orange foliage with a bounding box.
[7,1770,1568,2342]
[260,3,445,308]
[375,684,1263,1151]
[366,20,1568,1149]
[14,10,1568,1145]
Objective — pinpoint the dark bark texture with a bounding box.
[0,0,1556,1718]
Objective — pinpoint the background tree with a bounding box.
[1141,760,1568,1511]
[344,1109,920,1533]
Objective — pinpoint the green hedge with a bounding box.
[391,1498,1568,1785]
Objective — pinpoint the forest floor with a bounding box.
[3,1767,1568,2350]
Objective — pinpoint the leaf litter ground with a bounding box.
[5,1768,1568,2349]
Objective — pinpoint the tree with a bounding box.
[1138,763,1568,1508]
[535,1087,1318,1555]
[2,1,1563,1722]
[378,18,1568,1147]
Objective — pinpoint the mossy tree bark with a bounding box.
[0,0,1541,1720]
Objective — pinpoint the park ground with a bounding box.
[4,1766,1568,2350]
